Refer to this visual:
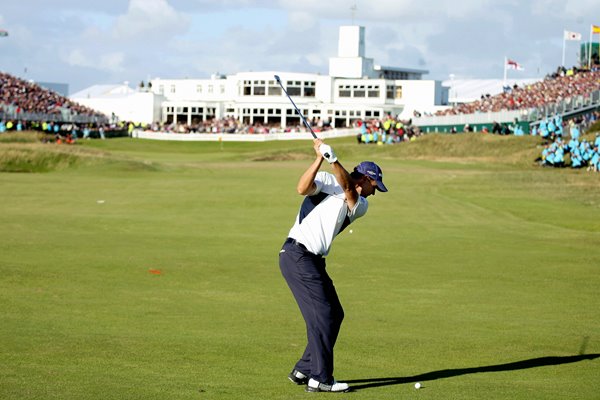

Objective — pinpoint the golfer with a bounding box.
[279,138,388,392]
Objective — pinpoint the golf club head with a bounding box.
[274,75,281,84]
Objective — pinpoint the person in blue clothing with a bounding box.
[570,148,583,168]
[589,147,599,172]
[547,118,556,139]
[514,125,524,136]
[570,125,580,140]
[539,119,549,139]
[554,144,565,167]
[580,140,592,164]
[567,137,580,154]
[357,121,367,144]
[554,114,563,137]
[544,145,556,166]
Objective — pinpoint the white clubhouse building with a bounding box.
[72,26,449,128]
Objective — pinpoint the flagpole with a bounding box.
[503,56,507,84]
[589,25,593,68]
[562,30,566,67]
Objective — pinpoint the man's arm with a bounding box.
[316,140,359,209]
[296,139,325,195]
[330,161,359,209]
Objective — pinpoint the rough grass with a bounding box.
[0,131,576,172]
[586,120,600,134]
[0,131,44,143]
[331,133,544,167]
[0,142,159,173]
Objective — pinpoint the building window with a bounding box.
[170,85,176,93]
[196,85,202,93]
[208,85,214,94]
[386,85,394,99]
[243,80,252,96]
[338,85,351,97]
[353,85,366,97]
[395,86,403,99]
[286,81,302,96]
[368,85,380,98]
[268,80,282,96]
[252,80,266,96]
[304,81,316,97]
[220,85,225,94]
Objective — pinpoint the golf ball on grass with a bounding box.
[349,229,353,234]
[414,382,421,389]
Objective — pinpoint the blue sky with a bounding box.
[0,0,597,93]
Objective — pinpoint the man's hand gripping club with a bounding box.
[316,140,337,164]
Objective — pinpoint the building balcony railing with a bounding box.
[413,89,600,127]
[1,104,108,124]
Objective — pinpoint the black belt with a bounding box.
[285,237,308,251]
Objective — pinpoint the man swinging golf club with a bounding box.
[279,138,388,393]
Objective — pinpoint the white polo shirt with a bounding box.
[287,171,369,256]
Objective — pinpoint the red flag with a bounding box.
[506,59,524,71]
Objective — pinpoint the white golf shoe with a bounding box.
[288,369,309,385]
[306,378,350,393]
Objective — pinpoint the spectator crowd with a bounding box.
[437,67,600,116]
[540,132,600,172]
[1,72,104,118]
[355,115,421,144]
[141,116,335,135]
[533,109,599,172]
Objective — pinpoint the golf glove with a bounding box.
[319,144,337,163]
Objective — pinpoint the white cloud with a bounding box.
[2,0,600,92]
[288,10,318,31]
[65,49,88,67]
[114,0,190,40]
[65,49,125,72]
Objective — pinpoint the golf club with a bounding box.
[274,75,330,158]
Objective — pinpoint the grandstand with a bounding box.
[415,68,600,134]
[0,71,107,125]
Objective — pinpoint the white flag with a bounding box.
[564,30,582,41]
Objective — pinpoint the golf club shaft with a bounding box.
[274,75,317,139]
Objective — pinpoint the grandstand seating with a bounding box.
[437,69,600,116]
[0,72,106,124]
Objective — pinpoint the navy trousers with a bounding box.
[279,239,344,383]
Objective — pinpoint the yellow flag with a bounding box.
[593,25,600,34]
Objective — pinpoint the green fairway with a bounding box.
[1,135,599,399]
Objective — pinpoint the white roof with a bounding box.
[443,78,541,103]
[70,84,136,99]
